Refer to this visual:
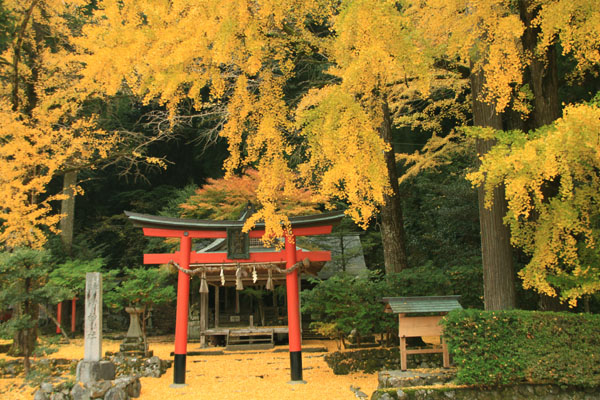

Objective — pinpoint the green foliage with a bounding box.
[385,262,483,309]
[302,272,390,344]
[302,264,484,344]
[443,309,600,387]
[0,249,53,357]
[44,258,106,303]
[0,1,13,57]
[0,249,52,308]
[104,267,175,312]
[158,184,198,218]
[402,149,481,270]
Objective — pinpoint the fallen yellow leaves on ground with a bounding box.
[0,338,377,399]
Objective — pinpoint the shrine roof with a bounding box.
[124,210,345,231]
[382,296,462,314]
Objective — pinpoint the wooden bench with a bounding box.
[382,296,462,370]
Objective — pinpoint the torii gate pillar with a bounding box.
[285,234,304,383]
[172,233,191,386]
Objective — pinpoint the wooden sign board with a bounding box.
[227,227,249,259]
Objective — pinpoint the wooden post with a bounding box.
[442,338,450,368]
[235,291,240,314]
[285,234,304,383]
[400,336,408,371]
[71,297,77,332]
[56,302,62,334]
[200,291,207,347]
[214,286,220,329]
[399,314,407,370]
[172,234,191,387]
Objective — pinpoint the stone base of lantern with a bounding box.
[119,337,151,356]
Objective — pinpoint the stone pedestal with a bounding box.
[120,307,148,355]
[76,360,116,386]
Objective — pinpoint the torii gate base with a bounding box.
[125,210,343,386]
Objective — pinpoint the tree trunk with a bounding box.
[520,0,563,310]
[8,285,38,374]
[519,0,561,129]
[380,100,409,274]
[470,70,517,310]
[59,170,77,255]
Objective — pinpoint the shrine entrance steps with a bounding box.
[226,328,275,351]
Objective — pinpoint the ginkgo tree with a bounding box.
[295,0,436,273]
[73,0,342,245]
[408,0,600,309]
[0,0,117,250]
[0,0,118,363]
[469,101,600,307]
[75,0,437,261]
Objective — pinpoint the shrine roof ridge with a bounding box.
[124,210,345,231]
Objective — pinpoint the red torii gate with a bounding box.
[125,210,344,385]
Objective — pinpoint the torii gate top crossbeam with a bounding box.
[125,210,345,238]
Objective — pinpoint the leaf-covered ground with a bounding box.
[0,337,377,399]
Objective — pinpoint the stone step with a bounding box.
[225,343,275,351]
[378,369,456,389]
[225,328,274,350]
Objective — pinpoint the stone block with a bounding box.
[76,360,116,385]
[88,380,112,398]
[70,383,91,400]
[104,387,128,400]
[33,390,49,400]
[114,376,141,398]
[40,382,54,393]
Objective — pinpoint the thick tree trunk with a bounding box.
[470,70,516,310]
[59,170,77,254]
[380,100,409,274]
[520,0,563,310]
[519,0,561,129]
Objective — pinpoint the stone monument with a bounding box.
[76,272,116,385]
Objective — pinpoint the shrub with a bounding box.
[302,272,390,347]
[302,264,483,347]
[442,309,600,387]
